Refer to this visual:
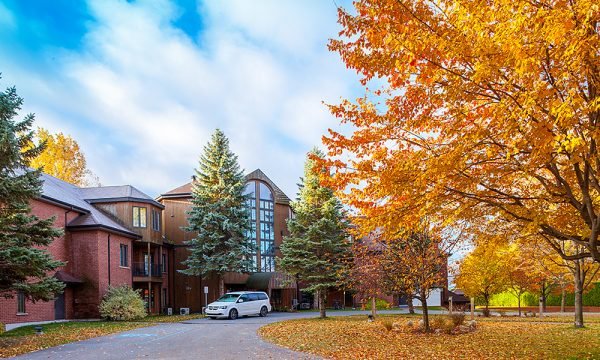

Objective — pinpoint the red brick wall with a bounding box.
[71,230,133,318]
[0,200,81,325]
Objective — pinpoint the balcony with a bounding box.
[132,262,163,282]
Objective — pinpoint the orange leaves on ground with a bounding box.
[259,316,600,360]
[0,322,149,358]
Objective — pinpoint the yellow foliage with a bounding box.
[29,128,89,186]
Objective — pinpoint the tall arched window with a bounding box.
[258,183,275,272]
[244,181,275,272]
[244,181,257,270]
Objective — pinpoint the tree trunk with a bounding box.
[561,288,566,313]
[319,290,327,319]
[484,293,490,317]
[541,281,547,311]
[518,294,521,317]
[218,275,225,296]
[371,297,377,319]
[573,262,584,328]
[407,297,415,314]
[420,291,430,332]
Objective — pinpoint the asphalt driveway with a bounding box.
[12,310,407,360]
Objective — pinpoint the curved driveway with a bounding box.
[14,310,408,360]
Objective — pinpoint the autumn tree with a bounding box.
[377,231,448,332]
[181,129,253,296]
[322,0,599,329]
[505,248,538,316]
[455,242,511,316]
[349,237,387,319]
[0,82,64,301]
[533,240,600,326]
[279,149,352,319]
[29,127,92,186]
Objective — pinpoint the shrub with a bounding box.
[430,316,455,334]
[99,285,147,321]
[430,316,446,329]
[381,319,393,332]
[364,298,391,310]
[0,322,4,334]
[449,313,465,327]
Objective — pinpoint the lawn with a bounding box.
[259,315,600,359]
[0,313,204,358]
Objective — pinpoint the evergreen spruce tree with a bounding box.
[279,149,352,318]
[0,82,64,301]
[181,129,253,296]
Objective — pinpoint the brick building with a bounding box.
[158,169,298,313]
[0,173,170,325]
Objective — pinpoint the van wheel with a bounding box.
[229,308,238,320]
[259,306,268,317]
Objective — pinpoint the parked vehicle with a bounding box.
[205,291,272,320]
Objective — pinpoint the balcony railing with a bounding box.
[132,262,162,277]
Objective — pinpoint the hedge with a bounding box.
[488,282,600,307]
[546,282,600,307]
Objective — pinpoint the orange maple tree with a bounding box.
[321,0,600,269]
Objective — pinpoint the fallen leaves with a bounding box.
[259,315,600,359]
[0,321,149,358]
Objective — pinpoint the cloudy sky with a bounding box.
[0,0,361,198]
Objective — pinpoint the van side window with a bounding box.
[249,293,259,301]
[258,293,268,300]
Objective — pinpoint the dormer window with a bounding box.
[133,206,147,228]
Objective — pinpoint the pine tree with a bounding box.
[181,129,253,296]
[279,149,351,318]
[0,82,64,301]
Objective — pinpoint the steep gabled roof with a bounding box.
[245,169,291,204]
[158,168,291,205]
[79,185,164,209]
[37,172,140,239]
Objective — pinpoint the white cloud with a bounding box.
[3,0,361,197]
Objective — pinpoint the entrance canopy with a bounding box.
[245,272,296,290]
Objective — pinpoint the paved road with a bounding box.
[14,310,408,360]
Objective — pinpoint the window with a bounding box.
[258,293,268,300]
[249,293,259,301]
[244,181,258,271]
[243,181,277,272]
[152,209,160,232]
[132,207,147,228]
[17,291,26,314]
[120,244,128,267]
[162,253,167,273]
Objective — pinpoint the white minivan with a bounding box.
[205,291,272,320]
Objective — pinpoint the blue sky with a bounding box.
[0,0,361,198]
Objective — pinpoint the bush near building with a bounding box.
[99,286,146,321]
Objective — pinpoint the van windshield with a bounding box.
[216,294,240,302]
